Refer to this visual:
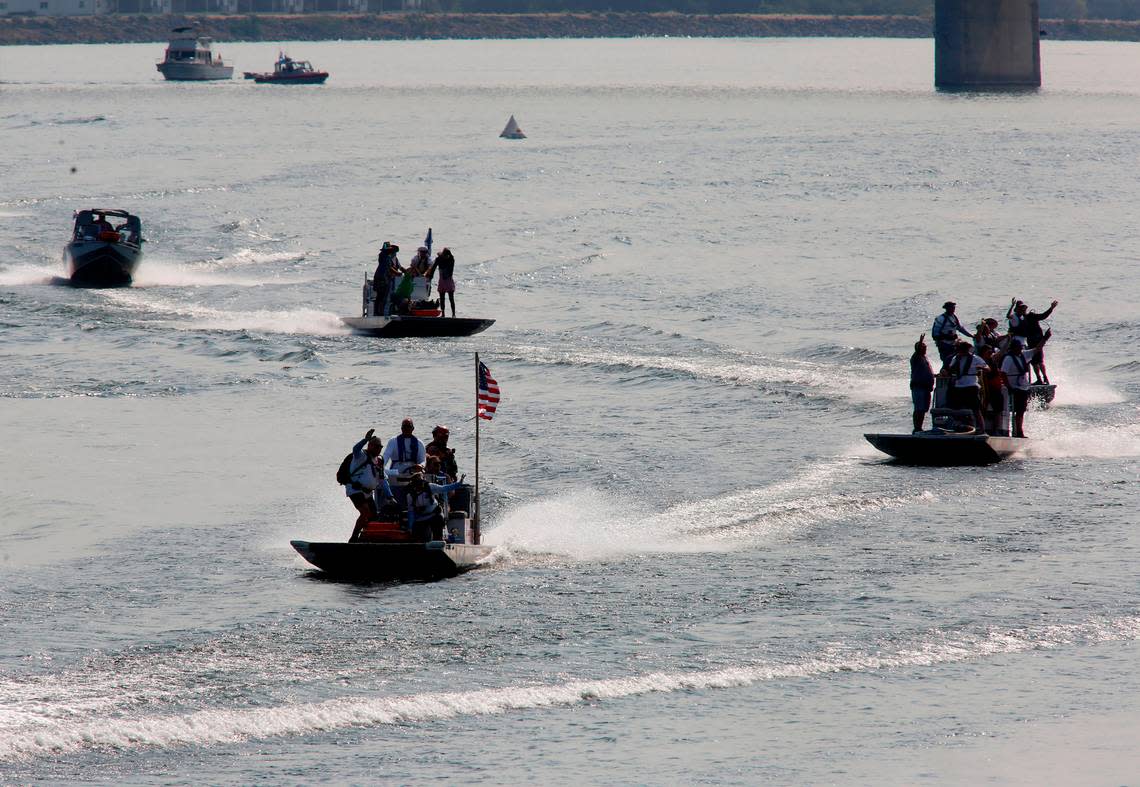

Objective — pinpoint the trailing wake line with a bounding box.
[2,616,1138,762]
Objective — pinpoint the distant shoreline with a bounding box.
[2,13,1138,47]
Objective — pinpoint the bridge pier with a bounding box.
[935,0,1041,89]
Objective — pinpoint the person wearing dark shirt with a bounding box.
[426,424,459,480]
[372,242,401,317]
[910,335,935,433]
[1010,299,1058,384]
[430,248,457,317]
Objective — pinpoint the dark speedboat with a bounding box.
[866,377,1028,466]
[291,539,492,581]
[292,485,492,581]
[63,209,144,288]
[250,54,328,84]
[343,315,495,338]
[864,431,1026,466]
[344,270,494,338]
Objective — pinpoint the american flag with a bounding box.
[477,361,499,420]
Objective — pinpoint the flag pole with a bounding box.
[474,351,481,544]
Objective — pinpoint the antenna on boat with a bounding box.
[474,352,481,543]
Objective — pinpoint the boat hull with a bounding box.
[864,432,1027,466]
[156,62,234,81]
[253,73,328,84]
[342,315,494,338]
[291,540,492,581]
[64,240,142,287]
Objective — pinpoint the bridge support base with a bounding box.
[935,0,1041,89]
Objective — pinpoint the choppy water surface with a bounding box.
[2,38,1139,784]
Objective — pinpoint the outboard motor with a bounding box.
[930,376,976,433]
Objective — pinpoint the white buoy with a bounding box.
[500,115,526,139]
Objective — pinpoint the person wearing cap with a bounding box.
[909,334,935,433]
[931,302,973,364]
[426,424,458,480]
[948,341,990,434]
[373,242,402,317]
[1001,331,1053,437]
[404,469,466,541]
[383,418,426,477]
[344,429,395,542]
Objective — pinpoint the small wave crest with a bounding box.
[2,616,1137,762]
[209,249,307,269]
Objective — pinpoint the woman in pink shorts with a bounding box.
[431,248,457,317]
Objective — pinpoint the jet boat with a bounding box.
[292,485,492,581]
[866,377,1029,465]
[343,273,494,338]
[248,53,329,84]
[63,209,144,287]
[864,431,1026,465]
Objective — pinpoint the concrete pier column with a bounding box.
[935,0,1041,89]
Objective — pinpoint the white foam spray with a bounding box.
[98,290,349,337]
[486,457,931,558]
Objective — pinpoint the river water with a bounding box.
[1,37,1139,784]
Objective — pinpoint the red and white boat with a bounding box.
[246,53,328,85]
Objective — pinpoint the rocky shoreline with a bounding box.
[1,12,1137,47]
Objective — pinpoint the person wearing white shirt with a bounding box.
[383,417,426,477]
[344,430,394,541]
[947,341,990,434]
[1001,336,1050,438]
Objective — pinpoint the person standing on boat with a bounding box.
[932,302,973,364]
[977,345,1006,432]
[373,242,401,317]
[1009,299,1058,384]
[948,341,990,434]
[405,470,466,541]
[910,335,935,433]
[429,248,457,318]
[426,424,458,480]
[383,418,426,477]
[345,429,393,542]
[1001,333,1052,438]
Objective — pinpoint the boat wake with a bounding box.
[486,457,926,559]
[0,263,58,287]
[2,615,1137,762]
[497,341,901,403]
[1022,409,1140,460]
[131,258,311,289]
[99,290,349,336]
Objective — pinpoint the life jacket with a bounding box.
[408,487,440,517]
[395,435,421,464]
[1006,354,1029,387]
[952,354,978,383]
[933,313,959,342]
